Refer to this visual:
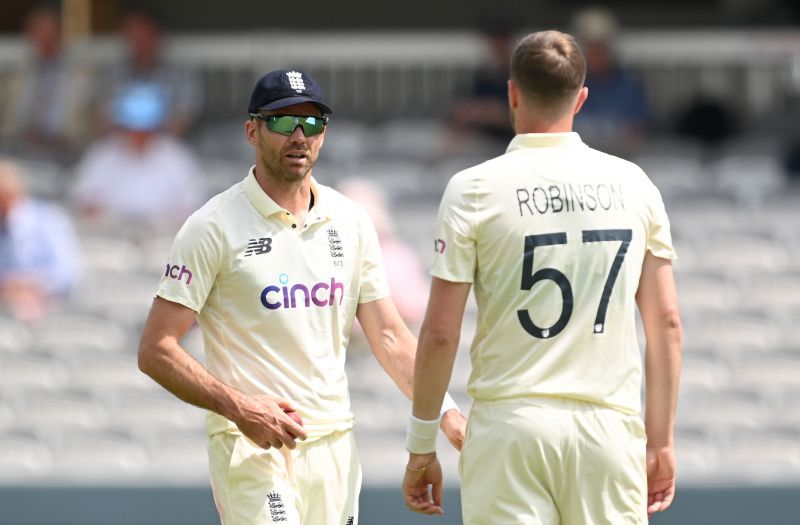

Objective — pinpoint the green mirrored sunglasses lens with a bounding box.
[267,116,325,135]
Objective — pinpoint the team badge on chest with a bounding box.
[327,227,344,260]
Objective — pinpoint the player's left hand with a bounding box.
[440,409,467,451]
[403,452,444,515]
[646,443,676,515]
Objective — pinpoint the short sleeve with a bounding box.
[355,207,391,304]
[430,174,478,283]
[644,180,677,261]
[156,213,224,312]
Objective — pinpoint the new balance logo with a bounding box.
[346,517,354,525]
[245,237,272,256]
[267,491,288,523]
[287,71,305,92]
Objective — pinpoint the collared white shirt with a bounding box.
[432,132,676,415]
[72,134,203,221]
[157,168,390,440]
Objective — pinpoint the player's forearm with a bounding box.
[412,327,459,421]
[644,316,682,446]
[376,324,418,399]
[138,337,244,421]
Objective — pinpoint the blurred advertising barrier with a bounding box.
[0,485,798,525]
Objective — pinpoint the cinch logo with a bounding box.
[260,273,345,310]
[164,263,193,284]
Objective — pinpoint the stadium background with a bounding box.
[1,0,799,523]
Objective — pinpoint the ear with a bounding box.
[573,86,589,115]
[245,119,259,146]
[507,79,519,110]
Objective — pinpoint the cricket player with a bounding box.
[402,31,682,524]
[138,69,466,525]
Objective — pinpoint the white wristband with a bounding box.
[405,414,441,454]
[441,392,460,417]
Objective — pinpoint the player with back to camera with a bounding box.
[138,69,466,525]
[402,30,681,523]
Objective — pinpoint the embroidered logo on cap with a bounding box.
[287,71,305,93]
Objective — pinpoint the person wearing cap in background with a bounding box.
[571,7,650,157]
[71,82,203,229]
[137,69,466,525]
[96,4,202,138]
[0,158,80,323]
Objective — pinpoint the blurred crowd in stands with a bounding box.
[0,2,796,327]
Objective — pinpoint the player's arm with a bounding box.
[402,277,471,515]
[636,252,682,515]
[138,296,306,448]
[356,296,466,450]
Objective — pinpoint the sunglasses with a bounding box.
[250,114,329,136]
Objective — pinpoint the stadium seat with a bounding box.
[0,433,53,479]
[0,316,31,354]
[368,118,447,162]
[49,431,149,478]
[33,313,130,355]
[0,354,67,400]
[711,154,787,208]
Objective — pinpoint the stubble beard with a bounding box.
[260,142,315,183]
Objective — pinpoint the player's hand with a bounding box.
[439,409,467,451]
[403,452,444,515]
[232,394,307,450]
[646,443,676,515]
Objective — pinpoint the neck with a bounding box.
[253,166,313,219]
[514,111,575,134]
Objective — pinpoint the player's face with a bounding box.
[251,102,326,183]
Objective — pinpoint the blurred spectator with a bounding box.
[339,178,428,327]
[676,95,737,149]
[786,140,800,180]
[445,17,514,155]
[572,8,649,156]
[97,4,202,137]
[0,2,91,161]
[0,159,80,323]
[72,83,204,228]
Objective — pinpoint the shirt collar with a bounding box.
[506,132,585,153]
[243,166,330,221]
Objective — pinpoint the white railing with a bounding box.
[0,30,797,119]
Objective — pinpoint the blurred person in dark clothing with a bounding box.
[572,8,649,157]
[0,2,92,161]
[445,17,515,155]
[0,159,80,323]
[97,5,202,138]
[675,95,737,149]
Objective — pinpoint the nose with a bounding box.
[288,125,308,142]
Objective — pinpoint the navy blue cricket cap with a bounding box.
[248,69,333,115]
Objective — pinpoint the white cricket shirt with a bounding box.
[157,168,390,440]
[432,133,676,414]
